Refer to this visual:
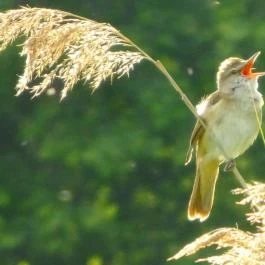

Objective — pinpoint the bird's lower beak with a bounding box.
[241,51,265,78]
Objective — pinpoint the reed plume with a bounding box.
[1,8,264,264]
[168,182,265,264]
[0,7,145,99]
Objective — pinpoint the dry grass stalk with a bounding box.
[168,182,265,264]
[0,7,145,99]
[1,8,264,265]
[0,7,250,193]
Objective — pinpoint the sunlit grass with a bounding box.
[168,182,265,264]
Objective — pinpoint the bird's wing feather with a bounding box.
[185,91,221,165]
[185,121,204,165]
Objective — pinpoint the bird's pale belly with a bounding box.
[202,109,260,161]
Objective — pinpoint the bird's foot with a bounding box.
[224,159,236,172]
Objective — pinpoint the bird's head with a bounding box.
[216,51,265,99]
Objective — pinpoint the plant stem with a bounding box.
[60,7,248,189]
[121,35,248,188]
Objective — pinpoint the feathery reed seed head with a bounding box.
[168,182,265,264]
[0,7,145,99]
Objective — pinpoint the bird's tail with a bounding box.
[188,158,219,222]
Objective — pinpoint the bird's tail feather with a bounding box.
[188,158,219,222]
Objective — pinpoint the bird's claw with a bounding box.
[224,159,236,172]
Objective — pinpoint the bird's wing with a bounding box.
[185,91,221,165]
[207,90,222,106]
[185,121,204,165]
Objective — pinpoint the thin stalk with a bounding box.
[248,83,265,146]
[61,8,248,188]
[150,59,248,188]
[119,34,248,188]
[232,167,247,189]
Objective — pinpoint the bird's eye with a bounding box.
[231,69,237,74]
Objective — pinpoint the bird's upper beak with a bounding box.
[241,51,265,78]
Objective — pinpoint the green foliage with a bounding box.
[0,1,265,265]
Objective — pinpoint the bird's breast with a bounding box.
[202,98,262,161]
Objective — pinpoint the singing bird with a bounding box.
[185,52,265,222]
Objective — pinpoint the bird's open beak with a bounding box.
[241,51,265,78]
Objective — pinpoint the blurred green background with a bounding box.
[0,0,265,264]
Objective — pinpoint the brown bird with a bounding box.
[185,52,265,222]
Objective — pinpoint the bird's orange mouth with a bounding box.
[241,51,265,78]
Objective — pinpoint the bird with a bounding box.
[185,51,265,222]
